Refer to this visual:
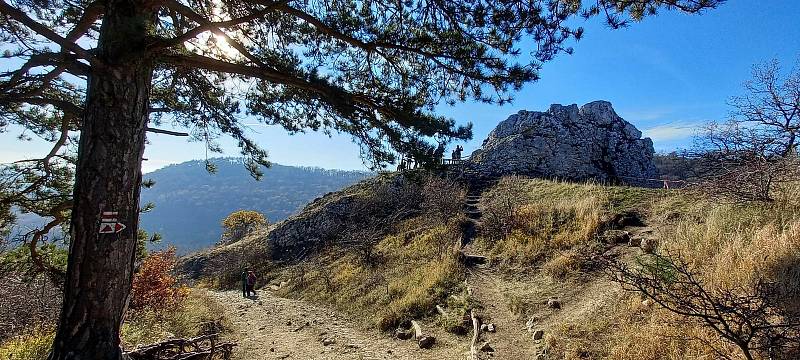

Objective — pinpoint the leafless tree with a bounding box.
[692,58,800,202]
[729,59,800,157]
[605,252,800,360]
[692,121,800,202]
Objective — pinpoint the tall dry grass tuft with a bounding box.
[483,193,606,267]
[605,182,800,359]
[286,220,466,332]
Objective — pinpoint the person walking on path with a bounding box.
[246,270,257,297]
[241,270,248,298]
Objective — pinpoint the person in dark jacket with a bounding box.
[246,270,257,297]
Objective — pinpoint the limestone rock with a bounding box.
[602,230,630,244]
[265,175,419,259]
[526,317,537,333]
[547,298,561,309]
[417,336,436,349]
[468,101,658,186]
[479,341,494,352]
[641,238,659,254]
[532,329,545,340]
[629,236,643,247]
[487,323,496,332]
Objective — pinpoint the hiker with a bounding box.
[434,142,445,163]
[453,145,464,160]
[241,270,248,298]
[246,270,257,297]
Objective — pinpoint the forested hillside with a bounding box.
[140,158,370,253]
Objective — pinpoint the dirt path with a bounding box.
[211,290,466,360]
[466,267,541,360]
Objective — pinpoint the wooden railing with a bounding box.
[442,158,467,166]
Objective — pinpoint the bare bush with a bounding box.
[339,175,464,265]
[0,274,61,342]
[693,122,800,202]
[421,176,466,224]
[605,251,800,360]
[480,177,524,240]
[693,58,800,202]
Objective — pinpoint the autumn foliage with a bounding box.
[221,210,267,243]
[129,247,188,316]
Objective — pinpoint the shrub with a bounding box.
[221,210,267,244]
[129,247,189,317]
[0,326,54,360]
[121,289,231,349]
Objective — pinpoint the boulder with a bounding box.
[601,230,630,244]
[532,329,545,340]
[641,238,659,254]
[418,336,436,349]
[628,236,643,247]
[468,101,658,186]
[479,341,494,352]
[547,298,561,309]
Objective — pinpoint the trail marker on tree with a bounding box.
[99,212,126,234]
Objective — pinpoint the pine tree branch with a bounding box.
[0,0,104,70]
[145,127,189,136]
[65,0,105,42]
[151,0,287,50]
[159,0,267,67]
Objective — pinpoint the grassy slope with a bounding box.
[184,176,800,359]
[477,177,800,359]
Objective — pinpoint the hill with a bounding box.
[182,173,800,359]
[139,158,371,253]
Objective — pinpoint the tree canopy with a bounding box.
[1,0,722,171]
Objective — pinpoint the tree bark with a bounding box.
[49,0,155,358]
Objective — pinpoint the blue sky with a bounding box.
[1,1,799,172]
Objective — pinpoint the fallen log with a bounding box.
[410,320,436,349]
[126,333,236,360]
[469,309,481,360]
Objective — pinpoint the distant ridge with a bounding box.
[140,158,371,253]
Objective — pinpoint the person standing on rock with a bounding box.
[246,270,257,297]
[454,145,463,160]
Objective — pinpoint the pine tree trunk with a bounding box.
[49,0,154,358]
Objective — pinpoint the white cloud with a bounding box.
[643,122,702,142]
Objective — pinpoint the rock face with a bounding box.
[468,101,658,185]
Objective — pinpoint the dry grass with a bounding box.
[479,177,651,269]
[0,326,54,360]
[283,218,467,331]
[121,289,232,349]
[0,289,230,360]
[480,178,800,359]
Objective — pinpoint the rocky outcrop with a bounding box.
[468,101,658,186]
[266,174,427,259]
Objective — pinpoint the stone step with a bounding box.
[465,211,483,220]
